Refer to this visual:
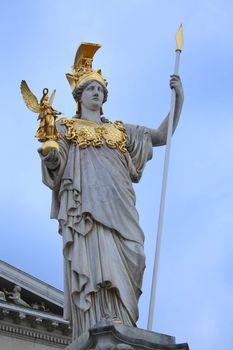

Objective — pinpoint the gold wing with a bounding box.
[49,89,56,106]
[20,80,40,113]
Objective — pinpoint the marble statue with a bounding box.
[4,285,31,308]
[31,301,50,312]
[0,290,6,301]
[38,43,183,341]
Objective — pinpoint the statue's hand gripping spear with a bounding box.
[147,25,184,331]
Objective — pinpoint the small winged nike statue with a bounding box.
[20,80,62,155]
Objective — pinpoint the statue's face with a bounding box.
[81,81,104,111]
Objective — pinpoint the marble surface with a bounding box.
[66,319,189,350]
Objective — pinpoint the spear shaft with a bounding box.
[147,25,183,331]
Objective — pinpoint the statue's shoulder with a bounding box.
[53,117,74,138]
[57,117,75,126]
[56,117,76,130]
[110,120,127,134]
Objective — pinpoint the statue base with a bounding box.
[66,319,189,350]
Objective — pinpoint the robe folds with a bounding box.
[41,120,153,339]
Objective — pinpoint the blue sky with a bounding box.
[1,1,233,349]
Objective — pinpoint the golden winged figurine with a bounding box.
[20,80,61,155]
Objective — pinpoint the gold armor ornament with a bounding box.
[60,118,127,153]
[20,81,62,156]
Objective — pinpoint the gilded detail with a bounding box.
[59,118,127,153]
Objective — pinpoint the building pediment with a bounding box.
[0,260,64,312]
[0,260,71,348]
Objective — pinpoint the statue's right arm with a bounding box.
[38,124,69,190]
[3,289,10,296]
[39,150,61,170]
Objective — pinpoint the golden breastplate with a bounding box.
[59,118,127,153]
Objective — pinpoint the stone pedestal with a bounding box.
[66,319,189,350]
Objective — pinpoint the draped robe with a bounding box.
[41,120,153,339]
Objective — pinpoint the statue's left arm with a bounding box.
[149,75,184,147]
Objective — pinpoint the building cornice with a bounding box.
[0,322,71,348]
[0,301,69,324]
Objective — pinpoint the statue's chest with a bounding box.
[59,118,127,153]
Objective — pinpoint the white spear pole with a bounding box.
[147,25,184,331]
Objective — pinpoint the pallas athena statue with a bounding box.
[26,43,184,341]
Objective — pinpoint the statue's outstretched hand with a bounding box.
[170,75,183,97]
[38,148,60,170]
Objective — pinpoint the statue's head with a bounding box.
[72,79,108,116]
[66,43,108,116]
[13,285,21,292]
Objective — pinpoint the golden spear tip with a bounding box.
[176,24,184,51]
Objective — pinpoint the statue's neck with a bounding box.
[80,106,102,124]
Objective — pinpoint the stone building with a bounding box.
[0,260,71,349]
